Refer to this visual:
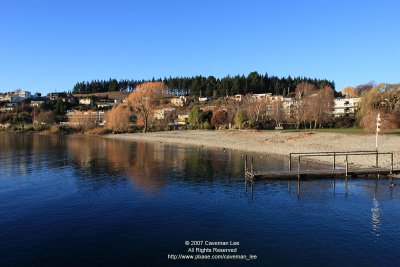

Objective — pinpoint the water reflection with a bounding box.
[63,136,287,192]
[0,133,249,192]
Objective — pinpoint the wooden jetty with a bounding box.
[247,168,400,180]
[244,151,400,181]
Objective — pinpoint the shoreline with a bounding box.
[104,130,400,169]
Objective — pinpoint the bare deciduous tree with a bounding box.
[293,82,316,129]
[33,110,55,130]
[270,99,284,127]
[309,86,334,129]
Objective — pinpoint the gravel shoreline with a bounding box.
[104,130,400,169]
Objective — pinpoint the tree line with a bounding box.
[104,81,336,133]
[72,71,335,97]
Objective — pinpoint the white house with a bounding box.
[333,97,361,117]
[234,94,243,102]
[252,93,272,100]
[198,97,212,102]
[1,89,37,103]
[79,98,93,105]
[282,97,294,117]
[30,100,45,107]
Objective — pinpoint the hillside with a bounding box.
[72,91,129,100]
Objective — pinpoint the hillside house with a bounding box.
[333,97,361,117]
[154,107,176,120]
[66,110,106,126]
[79,98,93,106]
[171,96,188,107]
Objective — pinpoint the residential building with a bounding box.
[234,94,242,102]
[0,103,17,112]
[171,96,188,107]
[79,98,93,105]
[96,99,120,109]
[252,93,272,100]
[176,112,189,125]
[30,100,45,108]
[268,95,284,102]
[198,97,212,102]
[154,107,176,120]
[14,89,32,99]
[282,97,294,117]
[66,110,106,126]
[1,89,37,103]
[333,97,361,117]
[48,92,68,101]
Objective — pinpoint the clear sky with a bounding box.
[0,0,399,94]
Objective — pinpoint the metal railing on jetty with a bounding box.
[245,150,398,183]
[288,150,393,172]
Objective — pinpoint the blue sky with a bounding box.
[0,0,399,94]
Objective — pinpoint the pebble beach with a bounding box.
[105,130,400,169]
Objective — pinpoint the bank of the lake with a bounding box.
[105,130,400,169]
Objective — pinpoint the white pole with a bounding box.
[376,113,380,150]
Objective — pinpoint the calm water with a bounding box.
[0,133,399,267]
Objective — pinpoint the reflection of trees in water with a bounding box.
[179,149,243,183]
[2,133,247,192]
[0,133,69,175]
[125,141,169,191]
[66,137,169,191]
[66,137,245,192]
[67,136,128,189]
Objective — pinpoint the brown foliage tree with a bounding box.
[341,86,358,98]
[360,110,398,134]
[106,104,131,133]
[357,84,400,132]
[127,82,168,133]
[211,109,229,129]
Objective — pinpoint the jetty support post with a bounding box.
[289,153,292,171]
[251,157,254,178]
[297,156,301,180]
[333,152,336,170]
[245,155,248,175]
[390,153,393,175]
[376,150,379,168]
[345,155,348,179]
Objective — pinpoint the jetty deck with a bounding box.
[244,151,399,181]
[247,168,400,180]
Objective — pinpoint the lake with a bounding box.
[1,133,399,267]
